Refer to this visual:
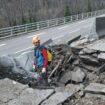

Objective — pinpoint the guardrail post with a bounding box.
[101,10,102,15]
[25,25,27,33]
[103,9,105,14]
[11,28,13,36]
[64,17,66,24]
[56,19,58,26]
[91,12,92,17]
[102,10,103,14]
[97,11,99,16]
[37,22,40,30]
[47,20,49,27]
[95,11,96,16]
[76,14,78,20]
[100,10,101,15]
[71,16,72,22]
[82,13,84,19]
[87,12,89,18]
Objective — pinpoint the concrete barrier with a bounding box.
[96,16,105,38]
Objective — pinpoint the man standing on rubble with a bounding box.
[29,35,49,87]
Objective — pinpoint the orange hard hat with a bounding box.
[32,35,40,44]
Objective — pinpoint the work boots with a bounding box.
[41,72,49,86]
[28,73,49,88]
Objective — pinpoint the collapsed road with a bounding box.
[1,16,105,105]
[1,36,105,105]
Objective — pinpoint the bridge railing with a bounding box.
[0,9,105,39]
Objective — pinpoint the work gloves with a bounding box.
[42,68,46,73]
[32,61,36,70]
[33,64,35,70]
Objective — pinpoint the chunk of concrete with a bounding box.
[59,70,72,84]
[0,78,27,104]
[67,35,81,45]
[98,53,105,61]
[0,55,16,68]
[70,38,89,48]
[87,38,105,52]
[15,51,34,71]
[97,63,105,74]
[79,55,99,66]
[59,67,85,84]
[65,84,84,93]
[79,48,97,55]
[42,84,83,105]
[0,78,54,105]
[80,62,99,72]
[42,92,72,105]
[8,88,54,105]
[71,67,86,83]
[84,83,105,94]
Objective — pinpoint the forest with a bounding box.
[0,0,105,28]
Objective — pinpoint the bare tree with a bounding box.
[0,0,105,28]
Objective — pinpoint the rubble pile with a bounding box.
[47,43,105,86]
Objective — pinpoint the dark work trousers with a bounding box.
[35,66,48,86]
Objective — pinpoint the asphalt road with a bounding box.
[0,18,95,56]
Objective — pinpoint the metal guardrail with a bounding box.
[0,9,105,39]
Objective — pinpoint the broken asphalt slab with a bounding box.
[0,78,54,105]
[84,83,105,95]
[0,78,84,105]
[41,84,83,105]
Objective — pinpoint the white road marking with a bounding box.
[58,26,69,30]
[69,29,80,34]
[14,46,34,54]
[78,20,89,24]
[27,32,46,38]
[53,35,65,40]
[54,25,91,40]
[69,25,91,34]
[0,44,6,47]
[82,25,91,29]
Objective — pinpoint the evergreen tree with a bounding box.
[87,0,92,12]
[64,5,71,17]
